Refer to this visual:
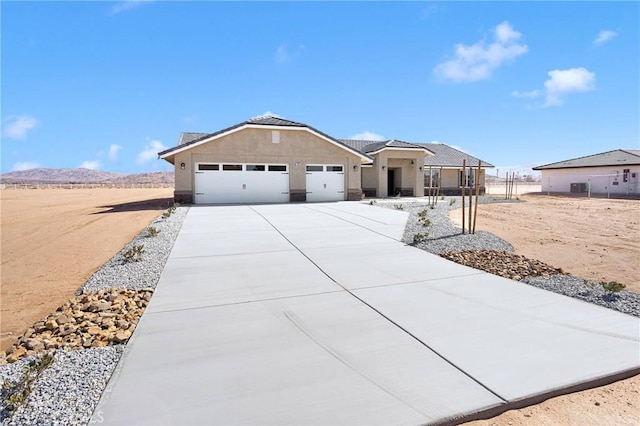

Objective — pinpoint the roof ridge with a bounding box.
[534,149,626,169]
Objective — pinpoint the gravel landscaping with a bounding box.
[1,206,188,426]
[2,198,638,425]
[378,196,640,317]
[78,205,188,293]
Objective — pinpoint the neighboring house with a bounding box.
[158,116,491,204]
[533,149,640,196]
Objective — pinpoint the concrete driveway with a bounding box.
[96,203,640,425]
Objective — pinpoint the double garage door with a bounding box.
[195,163,289,204]
[194,163,345,204]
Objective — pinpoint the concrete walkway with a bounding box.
[95,203,640,425]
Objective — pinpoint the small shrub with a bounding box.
[413,233,427,244]
[147,227,160,237]
[440,195,445,200]
[393,204,404,210]
[162,211,171,219]
[600,281,625,293]
[369,200,377,205]
[449,199,456,206]
[2,353,54,412]
[123,245,145,262]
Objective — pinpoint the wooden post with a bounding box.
[437,166,442,202]
[461,160,466,234]
[468,169,472,233]
[473,161,481,234]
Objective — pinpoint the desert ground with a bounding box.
[1,189,638,424]
[0,188,173,351]
[450,193,639,425]
[449,193,640,293]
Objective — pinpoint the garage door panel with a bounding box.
[195,163,289,204]
[306,165,345,202]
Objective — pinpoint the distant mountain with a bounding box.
[0,168,174,185]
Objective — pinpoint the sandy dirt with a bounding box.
[449,193,640,425]
[0,188,173,351]
[449,193,640,293]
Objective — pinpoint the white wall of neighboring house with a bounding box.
[540,166,640,195]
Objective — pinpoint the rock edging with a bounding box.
[1,288,153,365]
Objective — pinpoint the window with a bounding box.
[198,164,219,171]
[424,169,440,187]
[326,166,343,172]
[306,165,323,172]
[222,164,242,171]
[246,165,265,171]
[268,165,287,172]
[458,169,476,187]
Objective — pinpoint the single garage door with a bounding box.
[194,163,289,204]
[306,164,345,202]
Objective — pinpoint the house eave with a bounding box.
[159,123,372,163]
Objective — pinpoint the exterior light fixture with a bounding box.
[353,165,358,171]
[382,165,386,171]
[419,166,423,171]
[411,160,415,166]
[180,162,186,170]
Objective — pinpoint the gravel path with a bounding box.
[2,199,638,425]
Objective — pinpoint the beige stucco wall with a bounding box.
[428,168,487,191]
[171,128,365,200]
[364,150,426,197]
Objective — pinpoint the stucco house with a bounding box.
[533,149,640,196]
[158,116,493,204]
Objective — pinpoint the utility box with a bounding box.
[570,182,588,193]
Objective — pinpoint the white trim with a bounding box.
[160,123,372,162]
[367,146,432,156]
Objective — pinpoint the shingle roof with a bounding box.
[418,143,494,168]
[246,116,307,127]
[160,116,372,161]
[338,139,432,154]
[179,132,208,145]
[533,149,640,170]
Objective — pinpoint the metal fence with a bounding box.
[485,182,541,196]
[0,183,174,190]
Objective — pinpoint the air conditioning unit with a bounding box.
[570,183,588,193]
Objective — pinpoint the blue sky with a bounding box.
[2,1,638,176]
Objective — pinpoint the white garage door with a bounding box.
[194,163,289,204]
[306,165,345,202]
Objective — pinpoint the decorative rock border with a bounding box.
[1,288,153,364]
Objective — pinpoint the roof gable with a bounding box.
[533,149,640,170]
[338,139,433,155]
[160,117,372,162]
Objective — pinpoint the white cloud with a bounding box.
[420,3,438,19]
[544,67,595,107]
[2,115,38,139]
[253,111,282,119]
[449,145,474,156]
[79,160,100,170]
[12,161,41,171]
[275,43,304,64]
[350,131,385,141]
[433,21,528,82]
[108,144,123,161]
[593,30,617,46]
[111,0,153,14]
[511,90,540,99]
[137,139,167,164]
